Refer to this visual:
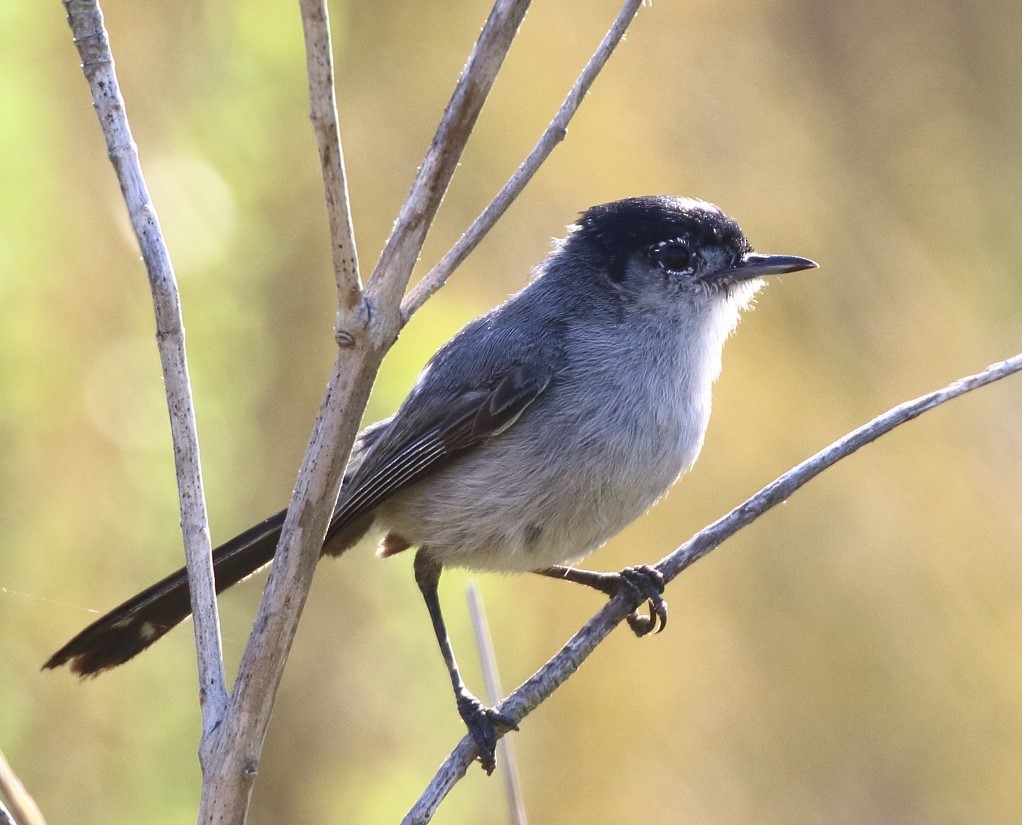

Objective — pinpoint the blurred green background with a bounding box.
[2,0,1021,822]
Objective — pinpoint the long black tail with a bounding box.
[43,507,368,676]
[45,422,392,676]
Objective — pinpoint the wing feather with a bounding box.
[325,363,553,542]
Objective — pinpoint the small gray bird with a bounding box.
[45,196,816,772]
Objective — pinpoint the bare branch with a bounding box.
[196,15,377,817]
[298,0,363,324]
[61,0,228,740]
[402,0,645,321]
[405,351,1022,822]
[200,349,380,824]
[0,748,46,825]
[658,353,1022,582]
[199,2,534,821]
[365,0,532,331]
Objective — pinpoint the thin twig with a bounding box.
[61,0,228,742]
[658,353,1022,582]
[402,0,644,321]
[0,748,47,825]
[404,352,1022,823]
[298,0,363,324]
[365,0,532,331]
[200,7,376,820]
[466,584,528,825]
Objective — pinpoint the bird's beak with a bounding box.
[716,252,818,282]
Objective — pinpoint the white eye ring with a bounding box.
[648,238,696,275]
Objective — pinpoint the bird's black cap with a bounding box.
[571,196,751,257]
[565,196,817,285]
[567,196,752,281]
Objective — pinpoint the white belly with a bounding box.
[377,349,713,572]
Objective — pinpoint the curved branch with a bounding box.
[404,351,1022,823]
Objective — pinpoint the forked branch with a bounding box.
[366,0,533,325]
[402,0,645,320]
[61,0,652,821]
[201,3,537,821]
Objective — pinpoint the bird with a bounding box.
[45,195,817,773]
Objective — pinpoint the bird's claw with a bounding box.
[616,565,668,637]
[456,692,518,774]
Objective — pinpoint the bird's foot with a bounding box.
[456,691,518,774]
[612,565,668,637]
[534,564,668,637]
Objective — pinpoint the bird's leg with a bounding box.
[535,564,668,637]
[413,548,517,774]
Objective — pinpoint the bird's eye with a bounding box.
[649,241,695,275]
